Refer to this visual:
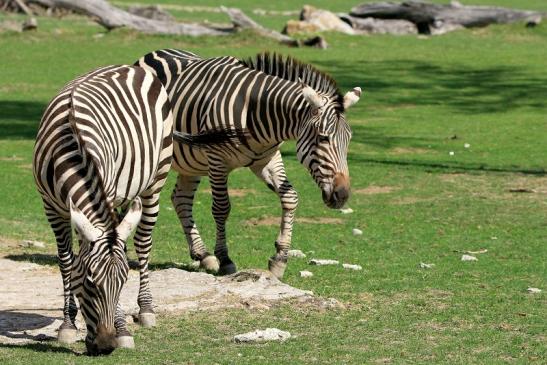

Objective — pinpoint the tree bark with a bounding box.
[222,6,328,48]
[350,1,543,34]
[28,0,230,36]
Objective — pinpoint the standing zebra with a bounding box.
[33,65,173,355]
[135,49,361,279]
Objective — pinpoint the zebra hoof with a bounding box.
[57,328,78,344]
[268,258,287,279]
[200,255,220,273]
[138,313,156,328]
[218,262,237,276]
[116,336,135,349]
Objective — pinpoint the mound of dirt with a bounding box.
[0,258,313,345]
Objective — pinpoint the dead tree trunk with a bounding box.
[28,0,229,35]
[350,1,543,34]
[222,6,328,48]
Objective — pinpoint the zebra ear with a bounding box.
[301,83,323,109]
[116,197,142,241]
[70,200,102,243]
[343,87,362,110]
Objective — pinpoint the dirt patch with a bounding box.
[0,156,24,161]
[391,196,436,205]
[201,188,257,197]
[0,258,314,345]
[388,147,429,155]
[245,216,343,226]
[354,185,399,195]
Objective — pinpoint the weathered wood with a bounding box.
[339,14,417,34]
[350,1,542,34]
[222,6,328,48]
[13,0,33,16]
[28,0,229,36]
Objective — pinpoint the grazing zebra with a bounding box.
[135,49,361,279]
[33,65,173,355]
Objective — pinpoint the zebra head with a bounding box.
[297,84,361,209]
[69,198,142,355]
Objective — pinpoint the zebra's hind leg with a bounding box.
[132,193,160,327]
[250,151,298,279]
[44,204,78,343]
[172,174,219,272]
[209,164,237,275]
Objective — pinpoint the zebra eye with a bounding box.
[317,134,330,144]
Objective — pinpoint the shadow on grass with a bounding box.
[5,253,57,266]
[313,59,547,113]
[0,342,79,355]
[0,101,45,140]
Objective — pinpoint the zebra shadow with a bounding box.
[0,310,56,340]
[0,310,82,354]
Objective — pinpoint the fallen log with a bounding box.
[339,14,417,34]
[222,6,328,48]
[350,1,543,34]
[27,0,229,35]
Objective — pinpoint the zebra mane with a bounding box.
[68,69,120,229]
[241,52,344,111]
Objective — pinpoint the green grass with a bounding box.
[1,0,546,363]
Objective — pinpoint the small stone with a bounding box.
[21,240,46,248]
[342,263,362,270]
[461,254,478,262]
[449,151,455,156]
[309,259,339,266]
[527,287,541,294]
[22,18,38,31]
[339,207,353,214]
[419,262,435,269]
[352,228,363,236]
[288,249,306,258]
[465,249,487,254]
[464,143,471,148]
[300,270,313,278]
[233,328,291,343]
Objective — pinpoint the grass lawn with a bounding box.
[0,0,546,363]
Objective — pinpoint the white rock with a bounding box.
[527,287,541,294]
[352,228,363,236]
[188,261,201,270]
[233,328,291,343]
[342,263,362,270]
[21,240,45,248]
[419,262,435,269]
[449,151,455,156]
[464,143,471,148]
[339,207,353,214]
[300,270,313,278]
[461,254,478,261]
[309,259,339,266]
[288,249,306,258]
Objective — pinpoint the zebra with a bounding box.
[135,49,361,279]
[33,65,173,355]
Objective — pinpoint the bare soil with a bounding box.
[0,257,313,345]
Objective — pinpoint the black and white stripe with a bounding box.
[135,49,361,279]
[33,65,173,355]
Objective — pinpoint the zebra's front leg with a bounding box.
[250,151,298,279]
[45,206,78,343]
[132,193,160,328]
[171,174,219,272]
[209,164,236,275]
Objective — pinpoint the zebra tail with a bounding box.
[173,128,249,148]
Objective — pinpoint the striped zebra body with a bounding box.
[33,65,173,354]
[135,49,361,278]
